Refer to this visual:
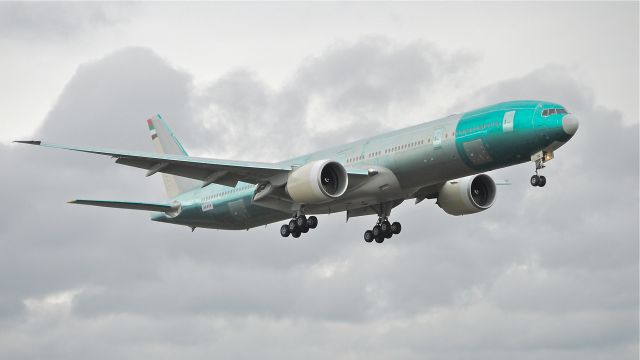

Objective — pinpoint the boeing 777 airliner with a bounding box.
[17,100,579,243]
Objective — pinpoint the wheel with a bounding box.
[530,175,540,187]
[384,229,393,239]
[307,216,318,229]
[372,225,382,237]
[380,221,391,233]
[364,230,374,243]
[539,176,547,187]
[288,219,298,232]
[296,216,307,228]
[301,224,309,233]
[280,224,290,237]
[375,235,384,243]
[291,230,301,238]
[391,222,401,235]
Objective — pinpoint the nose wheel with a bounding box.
[280,214,318,238]
[530,174,546,187]
[531,158,547,187]
[363,216,401,244]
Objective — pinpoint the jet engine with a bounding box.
[286,160,348,204]
[437,174,497,215]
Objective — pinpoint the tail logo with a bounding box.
[147,119,158,140]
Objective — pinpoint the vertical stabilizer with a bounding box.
[147,115,199,198]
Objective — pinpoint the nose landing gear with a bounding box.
[364,216,401,244]
[280,214,318,238]
[530,158,547,187]
[530,174,547,187]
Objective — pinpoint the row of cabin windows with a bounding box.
[542,108,568,117]
[346,139,426,164]
[202,184,255,202]
[346,155,364,163]
[384,139,425,154]
[345,129,488,164]
[456,122,500,136]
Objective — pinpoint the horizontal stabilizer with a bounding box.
[69,199,180,213]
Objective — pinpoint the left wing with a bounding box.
[15,141,368,188]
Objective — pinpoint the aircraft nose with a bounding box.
[562,114,579,136]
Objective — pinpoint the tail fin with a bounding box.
[146,115,199,198]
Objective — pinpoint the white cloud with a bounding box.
[23,288,83,318]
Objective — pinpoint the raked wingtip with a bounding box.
[13,140,42,145]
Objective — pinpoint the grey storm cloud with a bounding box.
[193,37,475,161]
[0,41,637,360]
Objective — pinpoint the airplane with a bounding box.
[16,100,579,243]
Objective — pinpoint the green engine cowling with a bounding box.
[437,174,497,215]
[285,160,348,204]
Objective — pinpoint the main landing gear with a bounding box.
[363,216,401,244]
[280,214,318,238]
[530,158,547,187]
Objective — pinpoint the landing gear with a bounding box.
[530,157,547,187]
[364,216,402,244]
[280,214,318,238]
[364,230,374,243]
[280,224,290,237]
[530,174,547,187]
[390,222,401,235]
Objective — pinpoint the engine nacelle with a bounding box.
[437,174,497,216]
[286,160,348,204]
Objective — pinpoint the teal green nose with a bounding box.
[562,114,579,136]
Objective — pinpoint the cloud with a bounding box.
[0,3,132,41]
[192,37,476,161]
[0,42,637,360]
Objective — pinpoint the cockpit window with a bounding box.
[542,108,568,117]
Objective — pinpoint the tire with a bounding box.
[372,225,382,237]
[301,224,309,233]
[384,229,393,239]
[292,230,301,238]
[530,175,540,187]
[380,221,391,233]
[375,235,384,243]
[364,230,374,243]
[307,216,318,229]
[296,216,307,228]
[391,222,401,235]
[288,219,298,232]
[280,224,290,237]
[539,176,547,187]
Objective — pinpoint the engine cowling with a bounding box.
[437,174,497,216]
[285,160,348,204]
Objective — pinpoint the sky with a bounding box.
[0,2,638,359]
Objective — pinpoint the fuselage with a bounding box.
[154,100,578,230]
